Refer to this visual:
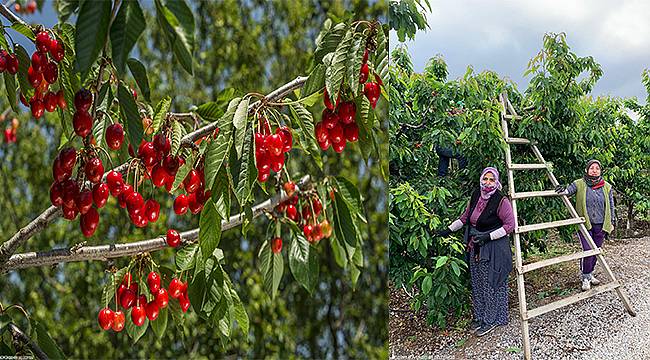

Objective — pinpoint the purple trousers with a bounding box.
[578,223,606,275]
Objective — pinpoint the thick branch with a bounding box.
[0,76,308,266]
[2,176,309,273]
[7,323,48,360]
[0,3,30,27]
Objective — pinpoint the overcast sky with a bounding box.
[389,0,650,105]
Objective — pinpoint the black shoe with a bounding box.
[470,320,482,332]
[477,323,497,337]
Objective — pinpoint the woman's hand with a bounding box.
[436,228,452,238]
[555,184,566,193]
[472,233,491,246]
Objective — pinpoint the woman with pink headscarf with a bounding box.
[435,167,515,336]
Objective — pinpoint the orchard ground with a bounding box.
[389,221,650,360]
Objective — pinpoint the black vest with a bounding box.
[467,188,504,232]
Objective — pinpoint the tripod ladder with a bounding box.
[498,93,636,360]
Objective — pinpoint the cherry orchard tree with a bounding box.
[0,1,387,357]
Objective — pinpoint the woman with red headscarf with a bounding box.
[435,167,515,336]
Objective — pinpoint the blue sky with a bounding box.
[389,0,650,106]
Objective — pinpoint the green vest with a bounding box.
[575,179,613,233]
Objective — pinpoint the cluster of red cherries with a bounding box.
[13,1,37,15]
[23,31,66,119]
[0,50,19,76]
[2,117,19,143]
[275,182,332,245]
[97,271,190,331]
[254,118,293,183]
[315,92,359,153]
[172,161,211,216]
[359,49,382,109]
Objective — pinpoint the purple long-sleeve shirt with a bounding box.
[449,196,515,239]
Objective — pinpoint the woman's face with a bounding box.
[588,163,601,177]
[481,172,496,187]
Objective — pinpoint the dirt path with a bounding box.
[389,236,650,359]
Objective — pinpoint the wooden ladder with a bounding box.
[498,93,636,360]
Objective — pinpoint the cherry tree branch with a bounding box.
[0,76,308,267]
[6,323,48,360]
[1,175,310,273]
[0,3,30,27]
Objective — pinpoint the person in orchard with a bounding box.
[555,159,615,291]
[434,167,515,336]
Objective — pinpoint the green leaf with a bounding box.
[175,243,199,271]
[374,25,388,84]
[422,276,432,295]
[236,126,256,204]
[302,64,325,97]
[289,234,319,294]
[233,98,249,159]
[125,309,148,343]
[288,103,322,169]
[334,176,364,219]
[329,234,348,268]
[126,58,151,102]
[171,155,192,191]
[230,288,249,338]
[101,268,128,309]
[333,191,359,248]
[314,20,347,64]
[151,96,171,134]
[11,23,35,40]
[258,240,283,299]
[34,321,66,359]
[0,31,8,51]
[346,33,367,96]
[211,167,230,220]
[118,83,143,149]
[435,256,449,269]
[154,0,195,75]
[170,120,184,156]
[204,98,240,189]
[151,306,168,339]
[199,200,221,261]
[92,111,108,150]
[75,0,111,80]
[325,28,354,104]
[355,95,374,161]
[14,45,33,99]
[196,102,222,121]
[4,73,18,113]
[57,0,79,23]
[110,0,146,75]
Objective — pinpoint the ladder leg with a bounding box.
[514,233,532,359]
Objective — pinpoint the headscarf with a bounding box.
[480,167,502,200]
[583,159,604,189]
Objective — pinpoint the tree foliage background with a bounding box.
[0,1,388,358]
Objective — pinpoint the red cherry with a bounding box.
[338,102,356,124]
[106,171,124,194]
[105,123,124,150]
[93,183,109,208]
[80,207,99,237]
[147,271,161,294]
[155,288,169,308]
[169,278,183,298]
[265,134,284,157]
[286,204,300,222]
[312,198,323,216]
[62,204,78,220]
[256,152,271,173]
[187,192,203,215]
[0,53,6,72]
[43,62,58,84]
[50,181,63,207]
[275,126,293,153]
[321,219,333,238]
[344,122,359,142]
[315,122,328,143]
[166,229,181,247]
[257,169,270,182]
[375,73,383,86]
[73,109,93,137]
[75,189,93,214]
[30,98,44,119]
[283,181,296,197]
[74,89,92,111]
[6,54,18,75]
[151,165,167,188]
[183,169,201,193]
[179,292,190,312]
[364,82,381,108]
[323,88,336,110]
[112,310,125,332]
[271,237,282,253]
[173,194,189,215]
[310,223,323,243]
[61,179,79,208]
[27,66,42,88]
[118,184,134,208]
[329,123,344,144]
[44,92,58,112]
[35,31,51,53]
[163,155,180,174]
[153,133,169,153]
[362,48,369,63]
[56,90,67,109]
[131,305,146,326]
[138,141,157,167]
[49,39,65,62]
[270,153,284,173]
[30,51,46,73]
[144,199,160,223]
[303,224,314,238]
[318,137,331,151]
[322,109,338,129]
[84,158,104,183]
[332,138,346,153]
[58,147,76,170]
[98,308,114,330]
[359,63,369,83]
[126,192,144,214]
[137,294,147,307]
[145,301,159,321]
[120,289,135,309]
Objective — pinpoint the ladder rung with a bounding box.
[525,281,620,320]
[504,114,522,119]
[509,163,548,170]
[511,190,563,200]
[516,217,584,233]
[522,249,601,273]
[505,137,531,144]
